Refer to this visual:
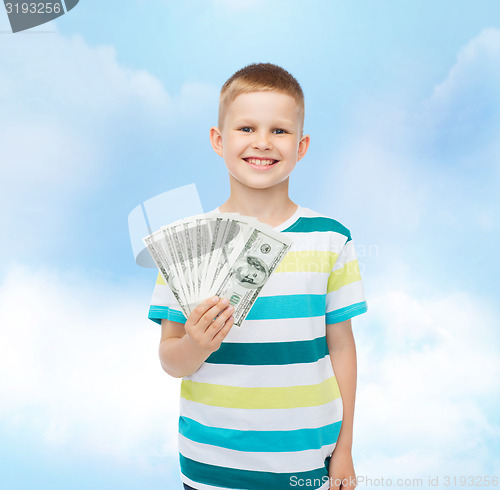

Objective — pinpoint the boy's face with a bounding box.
[210,91,310,191]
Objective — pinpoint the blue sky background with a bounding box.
[1,1,499,489]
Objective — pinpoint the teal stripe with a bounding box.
[283,216,351,241]
[247,294,326,320]
[180,453,329,490]
[326,301,368,324]
[148,295,325,325]
[206,336,329,365]
[148,305,187,325]
[180,416,341,452]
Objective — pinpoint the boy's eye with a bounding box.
[238,127,288,134]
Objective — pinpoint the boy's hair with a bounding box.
[218,62,305,135]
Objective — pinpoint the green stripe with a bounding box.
[206,336,329,365]
[327,260,362,293]
[180,376,340,409]
[246,294,326,320]
[283,216,351,240]
[179,416,341,452]
[180,453,329,490]
[155,271,166,285]
[275,250,338,273]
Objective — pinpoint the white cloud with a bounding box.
[1,251,499,490]
[422,27,500,167]
[0,28,219,264]
[0,30,171,263]
[354,288,500,483]
[319,28,500,485]
[0,272,500,478]
[322,27,500,252]
[0,262,181,466]
[430,27,500,109]
[2,261,499,481]
[0,32,171,179]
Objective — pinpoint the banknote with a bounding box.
[143,212,292,326]
[212,226,292,326]
[143,230,191,319]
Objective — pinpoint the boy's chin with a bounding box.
[230,176,290,191]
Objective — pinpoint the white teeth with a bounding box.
[247,158,276,166]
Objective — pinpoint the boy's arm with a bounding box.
[159,297,235,378]
[326,318,357,489]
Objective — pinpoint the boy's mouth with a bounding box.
[242,157,279,167]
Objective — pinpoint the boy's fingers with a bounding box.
[188,296,219,325]
[212,313,235,342]
[208,305,234,334]
[200,299,230,329]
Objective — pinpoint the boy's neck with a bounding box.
[218,182,298,228]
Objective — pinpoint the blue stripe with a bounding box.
[247,294,326,320]
[149,299,367,327]
[179,416,341,452]
[282,216,352,241]
[180,453,329,490]
[206,336,329,365]
[148,305,187,325]
[326,301,368,324]
[149,295,325,325]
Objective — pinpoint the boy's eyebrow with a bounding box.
[233,118,295,126]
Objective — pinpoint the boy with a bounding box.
[148,63,368,490]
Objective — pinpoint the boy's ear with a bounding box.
[210,126,224,158]
[297,134,311,162]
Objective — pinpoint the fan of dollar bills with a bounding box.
[143,212,293,327]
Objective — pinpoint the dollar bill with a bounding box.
[162,224,193,307]
[143,212,293,327]
[143,230,191,319]
[212,226,292,326]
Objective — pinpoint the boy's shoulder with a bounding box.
[287,205,352,241]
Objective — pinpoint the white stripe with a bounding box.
[259,269,329,296]
[331,239,358,270]
[150,282,177,308]
[179,434,338,473]
[280,230,346,253]
[224,314,326,342]
[181,474,237,490]
[180,397,343,431]
[326,280,366,314]
[190,355,335,387]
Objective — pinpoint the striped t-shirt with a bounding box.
[148,205,368,490]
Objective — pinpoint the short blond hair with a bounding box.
[218,63,305,135]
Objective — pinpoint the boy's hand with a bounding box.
[328,447,356,490]
[184,296,235,355]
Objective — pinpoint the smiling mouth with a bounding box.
[243,158,279,167]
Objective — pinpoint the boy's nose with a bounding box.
[252,132,272,150]
[252,136,271,150]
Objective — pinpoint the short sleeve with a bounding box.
[325,235,368,324]
[148,271,187,325]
